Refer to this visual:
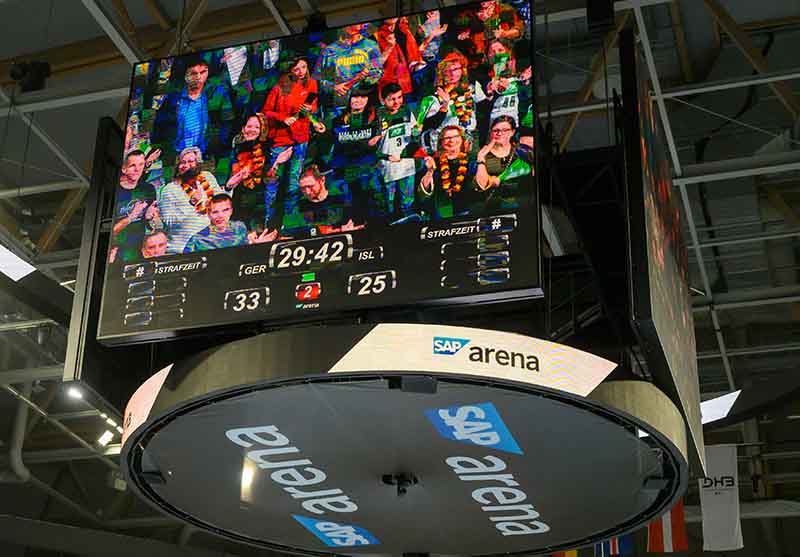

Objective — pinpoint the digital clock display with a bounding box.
[96,0,541,345]
[269,235,353,272]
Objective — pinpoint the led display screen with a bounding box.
[98,1,539,344]
[623,32,703,470]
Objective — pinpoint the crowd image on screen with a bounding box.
[111,1,534,262]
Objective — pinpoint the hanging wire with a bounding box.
[535,51,593,76]
[667,96,800,148]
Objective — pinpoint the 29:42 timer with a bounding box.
[269,235,353,271]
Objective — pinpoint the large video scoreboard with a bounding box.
[98,1,539,345]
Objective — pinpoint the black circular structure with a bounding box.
[122,325,687,556]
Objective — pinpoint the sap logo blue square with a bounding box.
[425,402,523,455]
[292,515,379,547]
[433,336,470,355]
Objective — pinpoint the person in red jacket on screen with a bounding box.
[261,56,324,228]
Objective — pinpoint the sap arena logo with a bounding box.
[292,515,379,547]
[425,402,522,455]
[433,335,540,372]
[433,336,470,355]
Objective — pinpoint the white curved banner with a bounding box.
[328,324,617,397]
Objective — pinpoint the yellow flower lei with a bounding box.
[439,152,468,195]
[181,173,214,214]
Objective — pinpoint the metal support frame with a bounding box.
[533,0,671,25]
[0,515,221,556]
[674,150,800,186]
[634,4,735,391]
[693,285,800,311]
[698,342,800,360]
[0,445,121,465]
[261,0,294,35]
[0,365,64,384]
[1,384,119,471]
[695,228,800,249]
[0,318,54,332]
[0,88,89,186]
[80,0,146,65]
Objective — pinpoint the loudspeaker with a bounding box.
[586,0,615,33]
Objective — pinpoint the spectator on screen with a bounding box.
[157,147,225,254]
[152,57,235,166]
[112,149,161,263]
[281,165,364,237]
[314,24,383,107]
[262,56,324,224]
[184,194,276,252]
[141,231,168,259]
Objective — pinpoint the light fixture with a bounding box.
[99,412,108,419]
[66,386,83,400]
[106,418,117,427]
[701,390,741,425]
[0,244,35,282]
[116,426,124,434]
[97,430,114,447]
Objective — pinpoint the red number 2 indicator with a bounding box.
[295,282,321,301]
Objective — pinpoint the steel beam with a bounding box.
[0,180,86,198]
[261,0,293,35]
[35,248,81,270]
[0,318,54,332]
[0,445,121,465]
[660,68,800,99]
[693,285,800,311]
[696,228,800,248]
[634,4,735,390]
[1,384,119,471]
[295,0,315,14]
[0,365,64,384]
[534,0,671,25]
[698,342,800,360]
[0,515,222,557]
[49,409,103,421]
[0,88,89,185]
[80,0,146,65]
[674,151,800,186]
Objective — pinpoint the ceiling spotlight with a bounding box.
[97,430,114,447]
[66,386,83,400]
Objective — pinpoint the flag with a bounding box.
[699,445,743,551]
[552,551,577,557]
[595,534,633,556]
[648,500,688,552]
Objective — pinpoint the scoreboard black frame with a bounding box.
[97,1,541,346]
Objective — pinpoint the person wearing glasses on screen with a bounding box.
[280,165,365,237]
[111,149,163,263]
[418,125,476,220]
[476,38,532,142]
[158,147,225,254]
[419,51,487,153]
[475,116,533,212]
